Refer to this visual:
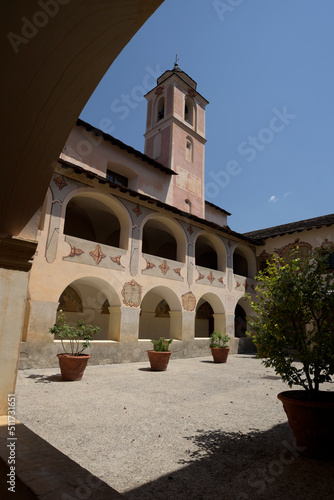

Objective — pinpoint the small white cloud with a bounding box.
[283,192,292,197]
[268,195,278,203]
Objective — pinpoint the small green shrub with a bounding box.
[50,312,100,355]
[210,331,230,348]
[151,337,173,352]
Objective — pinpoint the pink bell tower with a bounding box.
[144,58,209,218]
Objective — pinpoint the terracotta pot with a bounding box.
[277,390,334,459]
[210,347,229,363]
[57,353,91,381]
[147,350,172,371]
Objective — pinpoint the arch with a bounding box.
[184,96,195,126]
[232,244,257,278]
[141,214,187,263]
[62,190,131,250]
[195,292,225,338]
[234,297,256,353]
[234,303,247,338]
[139,285,182,340]
[55,276,121,341]
[157,96,165,121]
[195,232,227,271]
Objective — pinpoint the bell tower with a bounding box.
[144,59,209,218]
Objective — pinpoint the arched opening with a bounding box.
[184,96,194,125]
[139,286,181,340]
[157,96,165,121]
[234,304,247,338]
[55,277,120,341]
[233,248,248,277]
[64,195,121,247]
[195,293,225,338]
[195,300,214,337]
[195,235,218,270]
[142,219,178,261]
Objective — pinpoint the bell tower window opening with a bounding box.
[186,137,193,162]
[184,96,194,126]
[157,96,165,122]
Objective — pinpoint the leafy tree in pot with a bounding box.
[246,250,334,397]
[209,331,230,348]
[50,312,101,356]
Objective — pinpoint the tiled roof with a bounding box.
[76,119,177,176]
[205,200,231,216]
[58,159,259,245]
[244,214,334,240]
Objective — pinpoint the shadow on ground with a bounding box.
[25,374,62,383]
[125,424,334,500]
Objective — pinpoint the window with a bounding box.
[157,97,165,121]
[106,169,128,187]
[186,138,193,162]
[184,97,194,125]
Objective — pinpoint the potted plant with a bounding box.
[50,311,100,381]
[147,337,173,371]
[246,250,334,459]
[209,331,230,363]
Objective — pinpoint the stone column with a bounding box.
[107,306,121,341]
[119,307,141,343]
[213,313,226,334]
[180,311,196,342]
[225,313,235,338]
[0,237,37,415]
[169,311,182,340]
[27,300,60,343]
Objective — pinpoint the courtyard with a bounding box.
[15,354,333,499]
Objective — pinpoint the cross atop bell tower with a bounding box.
[144,61,209,218]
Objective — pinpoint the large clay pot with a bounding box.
[57,353,91,381]
[147,350,172,371]
[210,347,229,363]
[277,390,334,459]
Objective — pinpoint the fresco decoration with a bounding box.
[144,259,156,270]
[110,255,124,267]
[89,244,106,265]
[218,277,224,286]
[174,268,182,276]
[321,239,334,250]
[65,245,84,258]
[159,260,170,276]
[155,86,164,96]
[155,299,170,318]
[187,225,194,235]
[121,280,143,307]
[132,204,142,217]
[207,271,215,284]
[197,272,205,280]
[53,175,68,190]
[274,238,312,258]
[181,291,196,312]
[57,286,83,312]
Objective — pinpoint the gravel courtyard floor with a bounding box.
[16,354,334,500]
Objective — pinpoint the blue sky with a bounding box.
[81,0,334,233]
